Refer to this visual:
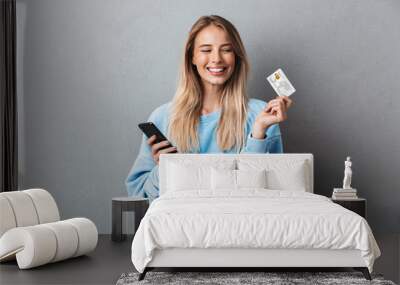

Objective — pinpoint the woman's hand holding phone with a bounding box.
[147,135,177,164]
[138,122,178,164]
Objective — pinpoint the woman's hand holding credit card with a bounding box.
[265,68,294,115]
[252,68,294,139]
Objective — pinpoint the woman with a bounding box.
[126,15,293,200]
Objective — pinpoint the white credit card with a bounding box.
[266,68,296,97]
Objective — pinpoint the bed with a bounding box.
[131,154,380,280]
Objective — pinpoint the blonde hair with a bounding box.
[168,15,250,153]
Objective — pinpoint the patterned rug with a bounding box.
[116,271,396,285]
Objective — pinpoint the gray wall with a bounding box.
[16,0,400,234]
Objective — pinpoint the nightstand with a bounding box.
[112,197,149,242]
[331,198,366,218]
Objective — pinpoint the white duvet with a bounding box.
[131,190,380,273]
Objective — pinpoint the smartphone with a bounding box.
[138,122,177,152]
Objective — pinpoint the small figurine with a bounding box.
[343,156,352,189]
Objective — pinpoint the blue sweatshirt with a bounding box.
[125,98,283,200]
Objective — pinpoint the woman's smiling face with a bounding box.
[192,25,236,89]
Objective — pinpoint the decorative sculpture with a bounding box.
[342,156,352,189]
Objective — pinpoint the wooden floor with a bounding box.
[0,234,398,284]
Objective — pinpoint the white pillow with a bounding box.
[166,160,235,192]
[211,168,236,190]
[238,159,308,191]
[237,169,267,189]
[266,163,307,191]
[211,168,267,190]
[167,162,209,191]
